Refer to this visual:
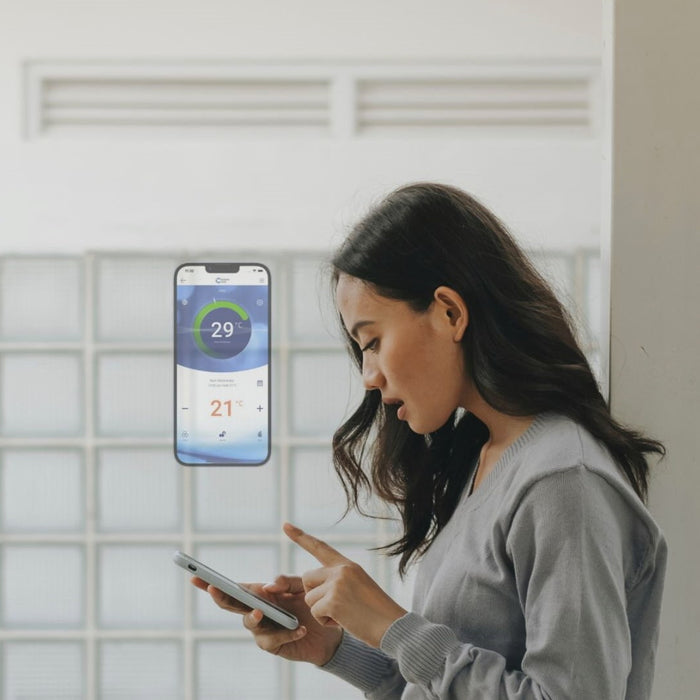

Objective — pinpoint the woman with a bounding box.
[193,182,667,699]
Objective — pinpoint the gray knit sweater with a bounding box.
[321,413,667,699]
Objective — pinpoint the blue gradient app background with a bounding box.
[175,267,270,465]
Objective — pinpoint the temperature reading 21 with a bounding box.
[210,399,244,416]
[210,400,232,417]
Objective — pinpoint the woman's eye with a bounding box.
[361,338,378,353]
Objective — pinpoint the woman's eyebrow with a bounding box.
[350,320,375,340]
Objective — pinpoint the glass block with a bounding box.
[291,447,376,535]
[193,451,278,532]
[290,257,339,343]
[98,448,180,532]
[194,544,278,628]
[531,252,575,308]
[261,258,280,351]
[290,351,364,436]
[0,257,82,340]
[1,546,83,627]
[271,349,280,439]
[96,256,178,342]
[97,353,171,436]
[98,545,182,628]
[100,641,182,700]
[1,449,83,532]
[586,254,603,344]
[197,640,280,700]
[0,353,82,437]
[4,642,83,699]
[295,661,362,700]
[291,544,378,582]
[588,351,604,390]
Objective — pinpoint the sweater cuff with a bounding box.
[380,612,463,686]
[321,629,398,693]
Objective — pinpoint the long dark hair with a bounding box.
[330,182,665,576]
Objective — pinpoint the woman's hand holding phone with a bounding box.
[192,521,407,662]
[191,575,343,666]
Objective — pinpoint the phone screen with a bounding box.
[174,263,270,465]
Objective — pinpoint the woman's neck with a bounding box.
[463,394,535,490]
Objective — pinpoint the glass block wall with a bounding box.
[0,249,600,700]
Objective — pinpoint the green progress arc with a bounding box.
[192,300,249,357]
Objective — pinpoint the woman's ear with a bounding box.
[433,286,468,341]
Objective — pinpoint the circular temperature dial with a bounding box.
[193,301,252,359]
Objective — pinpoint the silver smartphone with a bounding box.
[172,550,299,630]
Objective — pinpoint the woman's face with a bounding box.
[336,273,470,434]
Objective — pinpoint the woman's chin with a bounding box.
[406,417,435,435]
[407,412,455,435]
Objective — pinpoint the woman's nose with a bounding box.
[362,357,383,391]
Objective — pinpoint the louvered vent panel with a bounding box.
[357,78,591,132]
[25,63,598,139]
[39,78,331,134]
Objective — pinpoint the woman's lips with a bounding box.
[384,398,406,420]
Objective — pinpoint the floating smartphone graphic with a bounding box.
[174,263,270,465]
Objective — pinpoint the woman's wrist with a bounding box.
[369,605,408,648]
[317,626,345,666]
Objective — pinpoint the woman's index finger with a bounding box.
[282,522,348,566]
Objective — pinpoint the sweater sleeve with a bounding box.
[376,466,646,699]
[321,629,407,698]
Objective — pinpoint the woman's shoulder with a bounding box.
[509,412,665,547]
[517,412,634,494]
[499,413,667,591]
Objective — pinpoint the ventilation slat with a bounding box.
[359,97,589,109]
[360,107,589,126]
[359,80,589,104]
[357,78,592,132]
[45,99,329,110]
[45,106,329,126]
[39,77,331,134]
[44,79,329,107]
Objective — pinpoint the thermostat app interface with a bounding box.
[175,263,270,465]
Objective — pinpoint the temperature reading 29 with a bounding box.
[211,321,235,338]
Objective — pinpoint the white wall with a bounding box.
[0,1,602,254]
[0,1,601,78]
[0,138,600,254]
[605,0,700,697]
